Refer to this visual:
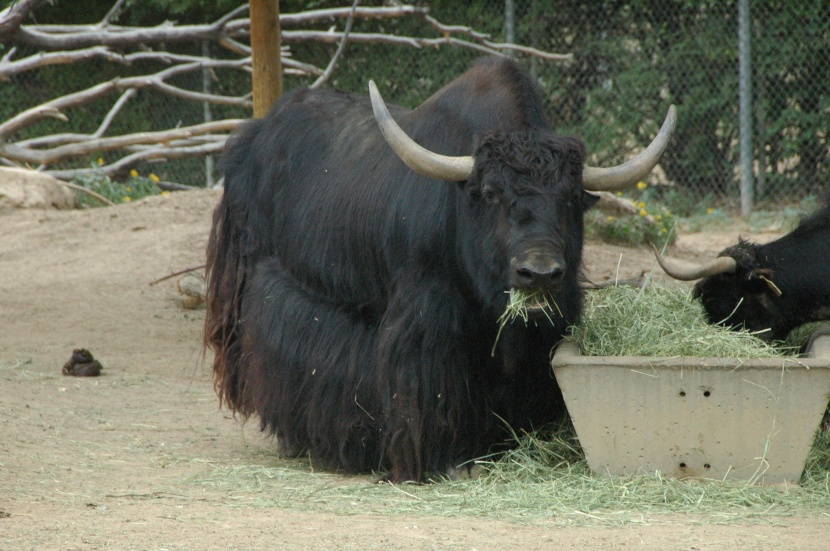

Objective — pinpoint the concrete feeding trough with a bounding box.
[550,328,830,485]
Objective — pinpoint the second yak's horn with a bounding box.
[651,244,738,281]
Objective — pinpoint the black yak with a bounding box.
[653,199,830,341]
[206,57,675,482]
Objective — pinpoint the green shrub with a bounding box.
[73,162,164,208]
[586,188,677,248]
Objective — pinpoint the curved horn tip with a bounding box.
[664,104,678,134]
[368,78,475,182]
[582,104,677,192]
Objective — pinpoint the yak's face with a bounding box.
[459,131,598,312]
[693,242,785,340]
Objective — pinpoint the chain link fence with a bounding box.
[488,0,830,213]
[2,1,827,213]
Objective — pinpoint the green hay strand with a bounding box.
[492,289,560,356]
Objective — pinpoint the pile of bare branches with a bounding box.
[0,0,570,183]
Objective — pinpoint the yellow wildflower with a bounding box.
[639,209,648,217]
[607,216,614,222]
[707,207,714,214]
[125,186,132,192]
[130,169,139,178]
[97,157,104,166]
[160,191,171,197]
[638,202,646,209]
[655,214,663,221]
[123,196,132,203]
[149,173,160,183]
[637,181,647,190]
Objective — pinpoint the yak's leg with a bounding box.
[493,322,568,431]
[376,274,497,482]
[241,258,384,473]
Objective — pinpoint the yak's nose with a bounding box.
[510,256,565,290]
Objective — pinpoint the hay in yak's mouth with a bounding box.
[492,288,562,356]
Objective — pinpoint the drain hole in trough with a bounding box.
[703,390,711,397]
[679,390,686,397]
[704,463,711,469]
[679,462,687,469]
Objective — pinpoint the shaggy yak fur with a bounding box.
[205,57,600,482]
[693,199,830,341]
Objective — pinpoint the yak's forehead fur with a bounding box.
[472,131,586,195]
[693,239,766,302]
[720,238,762,272]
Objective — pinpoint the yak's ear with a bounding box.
[581,190,601,211]
[747,268,783,297]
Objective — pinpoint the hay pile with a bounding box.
[568,284,799,357]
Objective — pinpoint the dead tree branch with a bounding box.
[311,0,359,90]
[0,0,48,40]
[279,31,571,60]
[0,59,252,141]
[279,6,427,27]
[1,1,571,183]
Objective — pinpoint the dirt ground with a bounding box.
[2,189,828,550]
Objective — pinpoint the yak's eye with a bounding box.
[512,205,533,224]
[481,184,498,204]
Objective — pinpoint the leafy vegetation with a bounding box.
[72,162,165,208]
[584,182,678,247]
[585,209,676,249]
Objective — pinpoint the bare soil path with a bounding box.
[2,189,826,550]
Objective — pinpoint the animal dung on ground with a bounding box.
[62,348,103,377]
[177,271,206,310]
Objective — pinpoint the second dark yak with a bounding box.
[206,57,676,482]
[654,199,830,341]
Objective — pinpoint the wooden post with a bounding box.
[250,0,282,118]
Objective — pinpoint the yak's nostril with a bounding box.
[539,265,564,286]
[514,263,564,289]
[546,265,564,281]
[516,267,536,286]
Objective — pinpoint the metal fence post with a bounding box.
[202,40,215,189]
[504,0,515,54]
[739,0,754,217]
